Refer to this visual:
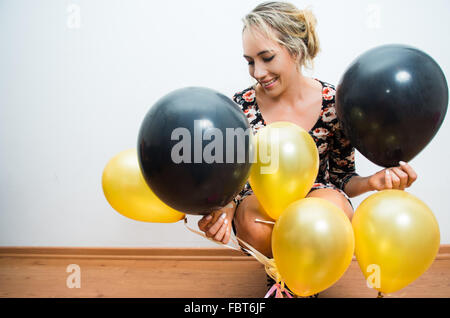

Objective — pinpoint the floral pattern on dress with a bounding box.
[232,79,359,207]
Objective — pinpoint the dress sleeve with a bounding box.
[329,120,359,192]
[232,181,254,207]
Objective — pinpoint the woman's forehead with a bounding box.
[242,27,280,55]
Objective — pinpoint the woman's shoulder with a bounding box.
[232,85,257,108]
[315,78,336,101]
[317,79,335,89]
[315,79,341,129]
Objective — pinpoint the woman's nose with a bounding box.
[253,62,268,80]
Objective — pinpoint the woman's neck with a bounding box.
[257,73,320,109]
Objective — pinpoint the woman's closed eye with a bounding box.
[247,55,275,65]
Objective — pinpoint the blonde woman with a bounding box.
[198,1,418,296]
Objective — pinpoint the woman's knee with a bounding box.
[234,195,274,257]
[306,188,354,221]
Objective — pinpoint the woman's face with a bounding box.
[242,26,300,97]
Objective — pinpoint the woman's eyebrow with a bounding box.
[243,50,274,58]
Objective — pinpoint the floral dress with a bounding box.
[232,79,359,209]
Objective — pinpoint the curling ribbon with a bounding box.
[264,283,293,298]
[183,216,294,298]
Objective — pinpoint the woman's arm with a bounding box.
[328,120,360,193]
[343,175,373,198]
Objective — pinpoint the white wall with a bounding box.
[0,0,449,247]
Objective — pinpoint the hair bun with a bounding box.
[297,8,319,60]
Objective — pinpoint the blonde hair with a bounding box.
[242,1,320,71]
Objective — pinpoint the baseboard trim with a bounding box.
[0,247,252,261]
[1,245,449,298]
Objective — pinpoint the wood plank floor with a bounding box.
[0,246,449,298]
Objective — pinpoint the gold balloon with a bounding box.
[353,190,440,294]
[102,149,185,223]
[272,198,355,296]
[249,122,319,220]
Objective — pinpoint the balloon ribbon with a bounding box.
[264,283,293,298]
[183,216,294,298]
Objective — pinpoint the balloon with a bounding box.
[352,190,440,294]
[336,44,448,167]
[138,87,253,215]
[102,149,185,223]
[272,198,355,297]
[249,121,319,220]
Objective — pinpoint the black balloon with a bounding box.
[336,44,448,167]
[137,87,253,215]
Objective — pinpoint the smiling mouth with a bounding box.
[261,78,278,88]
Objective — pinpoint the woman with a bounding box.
[198,0,417,270]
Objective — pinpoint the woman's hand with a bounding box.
[368,161,418,191]
[197,202,236,244]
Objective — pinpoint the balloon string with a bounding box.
[182,216,240,252]
[254,218,275,225]
[183,216,291,296]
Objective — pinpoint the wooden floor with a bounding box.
[0,246,449,298]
